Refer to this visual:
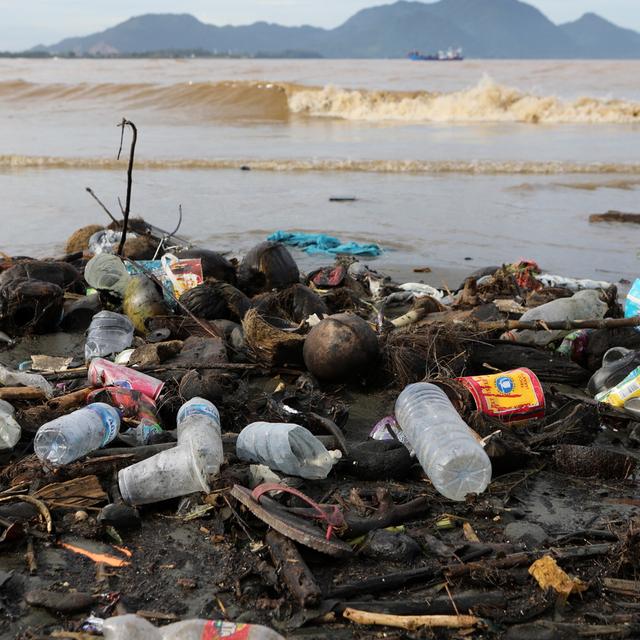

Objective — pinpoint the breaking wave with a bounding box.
[2,154,640,175]
[1,77,640,124]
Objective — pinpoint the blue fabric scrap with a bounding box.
[267,231,382,257]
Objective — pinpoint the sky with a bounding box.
[1,0,640,51]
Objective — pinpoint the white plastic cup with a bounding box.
[118,441,209,505]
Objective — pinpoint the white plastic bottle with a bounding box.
[102,614,285,640]
[236,422,341,479]
[0,400,21,450]
[395,383,491,501]
[506,289,608,346]
[85,310,135,361]
[34,403,120,466]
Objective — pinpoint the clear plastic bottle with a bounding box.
[177,398,224,479]
[236,422,341,479]
[102,614,285,640]
[85,311,135,361]
[0,399,21,450]
[0,364,53,398]
[34,403,120,466]
[506,289,608,346]
[84,253,131,296]
[395,383,492,501]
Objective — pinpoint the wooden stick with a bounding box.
[47,388,91,411]
[116,118,138,256]
[266,530,322,607]
[0,387,46,401]
[479,316,640,333]
[343,608,481,630]
[85,187,119,227]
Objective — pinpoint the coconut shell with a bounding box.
[0,279,64,334]
[176,249,237,285]
[303,312,379,381]
[238,241,299,296]
[0,260,83,292]
[65,225,104,254]
[179,282,250,322]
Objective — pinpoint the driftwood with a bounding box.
[333,590,506,615]
[479,316,640,332]
[0,387,47,401]
[589,210,640,225]
[467,340,590,383]
[266,530,322,607]
[343,608,481,630]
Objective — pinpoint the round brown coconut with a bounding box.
[65,225,104,254]
[303,312,379,381]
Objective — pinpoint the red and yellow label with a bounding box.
[201,621,251,640]
[457,368,545,423]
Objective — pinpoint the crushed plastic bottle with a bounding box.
[84,311,135,362]
[34,403,120,466]
[0,399,21,450]
[87,386,162,445]
[395,382,492,501]
[505,289,608,346]
[102,614,285,640]
[588,347,640,396]
[0,364,54,398]
[236,422,341,479]
[84,253,132,296]
[118,398,223,505]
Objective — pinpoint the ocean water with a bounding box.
[0,58,638,281]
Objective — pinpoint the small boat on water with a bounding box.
[408,47,463,61]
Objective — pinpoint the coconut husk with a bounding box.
[242,307,305,367]
[122,235,159,261]
[0,279,64,335]
[303,313,379,381]
[553,445,636,479]
[253,284,329,324]
[382,325,469,388]
[238,241,299,296]
[0,260,83,293]
[65,225,104,254]
[179,282,250,322]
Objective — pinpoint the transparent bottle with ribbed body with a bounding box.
[236,422,340,480]
[34,403,120,466]
[395,383,491,501]
[84,310,135,361]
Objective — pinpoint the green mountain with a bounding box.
[33,0,640,59]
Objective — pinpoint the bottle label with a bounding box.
[457,368,545,423]
[179,403,219,423]
[201,621,250,640]
[139,423,162,444]
[596,366,640,408]
[87,404,119,446]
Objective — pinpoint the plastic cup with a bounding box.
[118,442,209,505]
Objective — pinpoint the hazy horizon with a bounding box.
[1,0,640,51]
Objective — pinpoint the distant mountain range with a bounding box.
[31,0,640,59]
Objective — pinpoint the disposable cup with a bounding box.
[118,442,209,505]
